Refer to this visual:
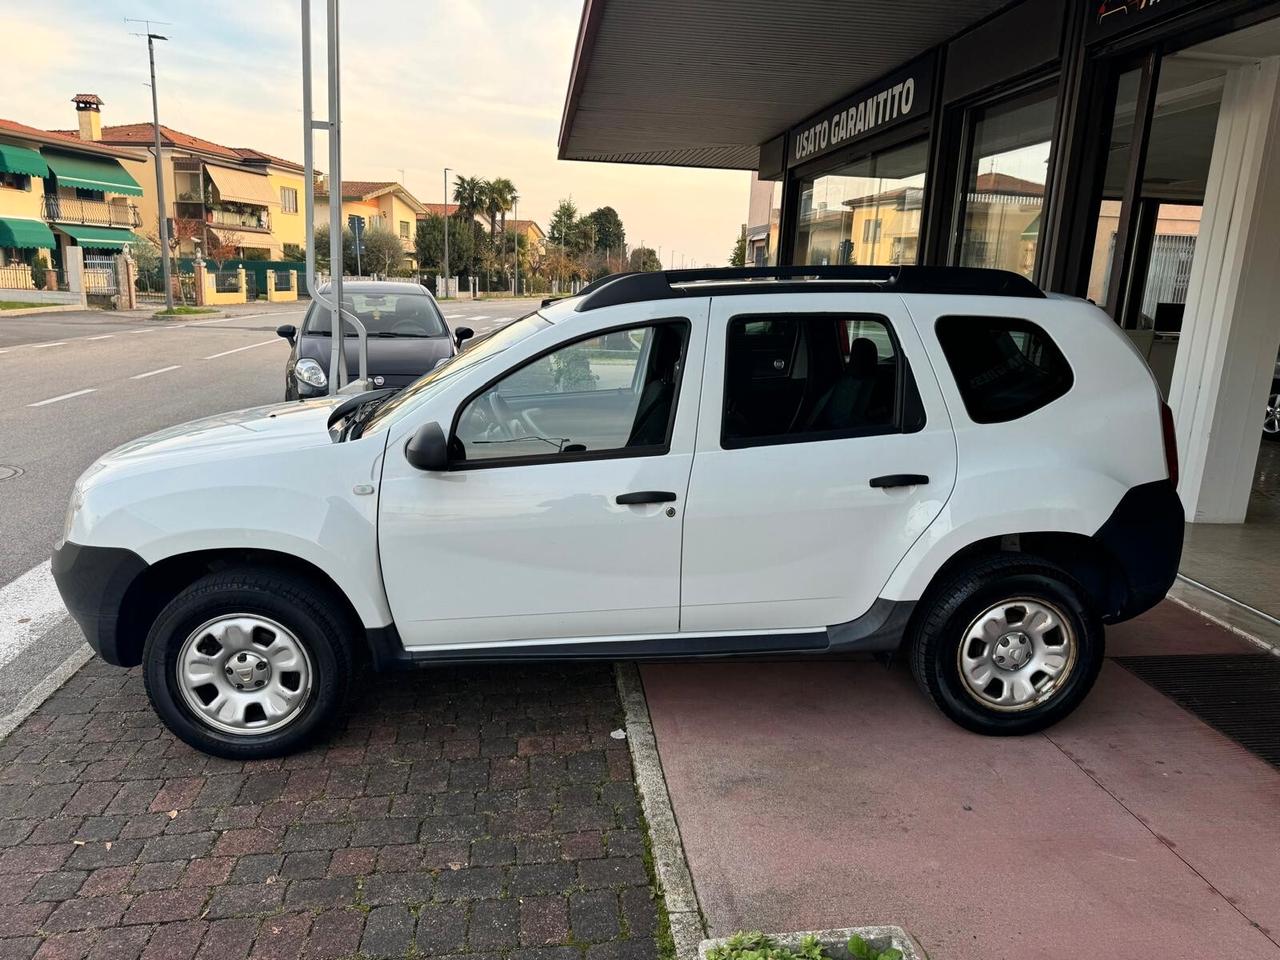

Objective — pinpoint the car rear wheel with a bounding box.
[142,569,354,759]
[1264,392,1279,441]
[909,555,1103,735]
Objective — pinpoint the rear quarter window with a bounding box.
[935,316,1073,423]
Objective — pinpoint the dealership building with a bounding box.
[558,0,1280,623]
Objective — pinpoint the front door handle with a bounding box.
[869,474,929,489]
[616,490,678,505]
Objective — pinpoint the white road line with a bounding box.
[31,341,66,349]
[130,364,182,380]
[189,316,235,325]
[443,313,464,319]
[83,335,113,341]
[467,315,491,321]
[203,339,278,360]
[28,388,96,407]
[0,561,68,672]
[124,328,154,334]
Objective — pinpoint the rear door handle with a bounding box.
[616,490,678,505]
[869,474,929,489]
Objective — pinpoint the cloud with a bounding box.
[7,0,748,267]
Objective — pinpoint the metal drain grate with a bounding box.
[1116,654,1280,769]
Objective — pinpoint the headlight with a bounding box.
[62,485,84,542]
[294,358,327,389]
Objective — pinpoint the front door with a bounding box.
[680,293,957,633]
[378,310,705,648]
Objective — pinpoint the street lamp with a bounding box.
[128,26,173,311]
[513,198,519,296]
[442,167,450,298]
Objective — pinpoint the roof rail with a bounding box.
[574,265,1044,311]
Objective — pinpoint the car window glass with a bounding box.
[305,291,446,337]
[935,315,1073,423]
[455,322,688,463]
[722,313,922,447]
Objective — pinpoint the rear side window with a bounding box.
[935,316,1073,423]
[722,313,925,448]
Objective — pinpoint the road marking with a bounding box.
[83,335,113,341]
[130,364,182,380]
[0,561,67,672]
[443,313,464,319]
[31,341,66,349]
[189,316,236,325]
[203,339,277,360]
[28,388,96,407]
[124,328,154,334]
[467,315,491,321]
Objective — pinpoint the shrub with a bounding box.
[30,254,49,290]
[706,933,902,960]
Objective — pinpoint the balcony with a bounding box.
[206,207,270,233]
[43,195,142,229]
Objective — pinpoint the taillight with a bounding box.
[1160,401,1178,489]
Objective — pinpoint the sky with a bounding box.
[6,0,748,268]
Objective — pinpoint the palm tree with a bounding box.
[452,176,486,225]
[486,178,518,283]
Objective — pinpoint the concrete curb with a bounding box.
[0,642,92,740]
[614,662,706,960]
[0,304,90,317]
[1168,577,1280,656]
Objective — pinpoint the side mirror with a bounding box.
[404,421,449,471]
[453,325,474,350]
[276,323,297,345]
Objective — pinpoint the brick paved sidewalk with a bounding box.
[0,660,665,960]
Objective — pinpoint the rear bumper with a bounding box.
[51,541,148,666]
[1095,478,1184,622]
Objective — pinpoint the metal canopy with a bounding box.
[558,0,1010,170]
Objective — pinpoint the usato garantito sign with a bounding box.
[787,55,936,169]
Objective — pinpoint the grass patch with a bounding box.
[0,301,47,310]
[708,933,902,960]
[153,306,219,317]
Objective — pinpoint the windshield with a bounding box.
[305,291,447,338]
[359,312,550,435]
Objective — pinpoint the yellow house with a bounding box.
[0,109,146,281]
[314,179,427,270]
[61,94,307,261]
[503,218,547,253]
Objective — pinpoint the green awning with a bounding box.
[0,142,48,178]
[0,216,56,249]
[55,224,139,249]
[43,150,143,197]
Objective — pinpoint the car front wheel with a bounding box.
[909,555,1103,735]
[142,569,354,759]
[1264,391,1279,441]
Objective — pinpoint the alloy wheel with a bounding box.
[956,597,1078,712]
[1265,393,1280,435]
[176,615,313,735]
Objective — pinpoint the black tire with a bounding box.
[1263,391,1279,441]
[909,554,1104,736]
[142,569,355,759]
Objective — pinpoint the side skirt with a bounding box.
[364,598,914,670]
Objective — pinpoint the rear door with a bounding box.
[680,292,957,633]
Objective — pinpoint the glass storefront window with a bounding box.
[794,138,928,267]
[956,86,1058,279]
[1085,70,1141,306]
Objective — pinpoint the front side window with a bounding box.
[935,315,1073,423]
[955,86,1058,279]
[723,313,923,447]
[455,322,689,464]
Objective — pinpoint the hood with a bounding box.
[299,335,454,379]
[80,396,344,488]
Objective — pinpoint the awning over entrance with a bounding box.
[0,216,56,249]
[0,142,48,178]
[55,224,140,249]
[558,0,1010,169]
[205,164,277,207]
[43,150,143,197]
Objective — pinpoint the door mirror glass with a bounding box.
[276,323,297,345]
[454,326,475,349]
[404,421,450,471]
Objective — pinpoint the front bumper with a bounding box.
[51,541,148,666]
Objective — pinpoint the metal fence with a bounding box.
[0,263,39,291]
[213,270,243,294]
[1139,233,1197,328]
[136,269,196,304]
[83,255,118,296]
[274,270,294,291]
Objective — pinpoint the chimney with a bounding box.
[72,93,104,141]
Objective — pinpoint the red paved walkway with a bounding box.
[642,602,1280,960]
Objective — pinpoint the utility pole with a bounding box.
[128,20,173,310]
[442,167,450,297]
[513,198,519,296]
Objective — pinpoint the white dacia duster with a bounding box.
[54,266,1184,758]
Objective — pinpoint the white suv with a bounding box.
[53,266,1184,758]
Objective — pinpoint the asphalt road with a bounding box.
[0,296,532,728]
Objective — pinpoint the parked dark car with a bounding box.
[277,281,470,400]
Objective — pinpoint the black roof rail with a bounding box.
[574,265,1045,311]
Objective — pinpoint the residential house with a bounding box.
[314,179,427,270]
[419,202,493,233]
[60,95,308,261]
[502,218,546,254]
[0,102,146,280]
